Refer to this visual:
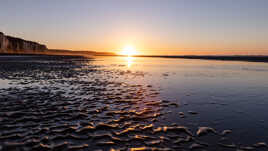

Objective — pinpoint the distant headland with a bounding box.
[0,32,114,56]
[0,32,47,53]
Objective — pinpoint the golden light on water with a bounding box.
[125,56,135,68]
[119,45,138,56]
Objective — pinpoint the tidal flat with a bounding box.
[0,55,268,151]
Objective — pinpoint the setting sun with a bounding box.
[119,45,138,56]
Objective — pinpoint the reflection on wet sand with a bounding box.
[0,56,267,151]
[124,56,135,68]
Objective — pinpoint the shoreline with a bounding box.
[2,53,268,63]
[131,55,268,63]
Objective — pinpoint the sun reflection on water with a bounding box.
[124,56,135,68]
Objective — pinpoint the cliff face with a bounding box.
[0,32,5,51]
[0,32,47,53]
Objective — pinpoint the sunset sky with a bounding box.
[1,0,268,55]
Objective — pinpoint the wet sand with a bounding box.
[0,55,267,151]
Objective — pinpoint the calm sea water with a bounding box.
[94,56,268,144]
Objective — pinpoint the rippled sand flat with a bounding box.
[0,56,267,151]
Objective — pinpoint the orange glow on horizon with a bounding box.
[118,45,139,56]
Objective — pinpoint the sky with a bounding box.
[1,0,268,55]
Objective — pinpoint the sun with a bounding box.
[119,45,138,56]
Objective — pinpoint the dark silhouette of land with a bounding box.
[0,32,114,56]
[130,55,268,63]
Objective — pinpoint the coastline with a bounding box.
[131,55,268,63]
[2,52,268,63]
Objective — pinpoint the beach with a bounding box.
[0,55,268,151]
